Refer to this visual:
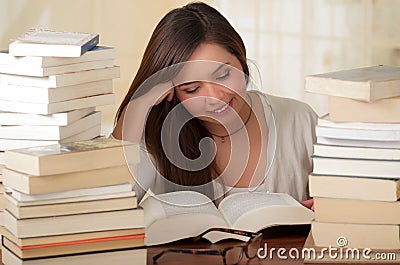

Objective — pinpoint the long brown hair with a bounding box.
[115,2,249,194]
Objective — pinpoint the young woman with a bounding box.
[112,2,317,206]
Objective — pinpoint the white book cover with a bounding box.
[0,93,114,114]
[0,79,113,103]
[0,66,119,88]
[318,115,400,130]
[317,136,400,149]
[0,59,114,77]
[5,183,134,202]
[316,125,400,141]
[0,107,95,126]
[0,111,101,140]
[0,46,115,67]
[0,124,101,151]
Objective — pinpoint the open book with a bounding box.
[140,190,314,246]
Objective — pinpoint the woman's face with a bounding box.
[173,43,247,127]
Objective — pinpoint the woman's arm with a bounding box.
[112,81,174,143]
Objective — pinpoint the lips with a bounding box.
[210,99,233,114]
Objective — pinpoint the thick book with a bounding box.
[0,59,114,77]
[0,226,144,248]
[318,114,400,130]
[3,233,145,259]
[329,96,400,123]
[309,174,400,201]
[0,66,120,88]
[0,107,95,126]
[9,29,99,57]
[313,197,400,224]
[313,144,400,160]
[4,137,139,176]
[5,183,134,202]
[4,191,137,218]
[303,231,400,263]
[3,208,144,238]
[2,246,146,265]
[312,155,400,178]
[141,190,314,246]
[311,221,400,249]
[316,125,400,142]
[0,46,115,67]
[305,65,400,102]
[2,165,134,194]
[317,136,400,149]
[0,124,101,151]
[0,80,113,103]
[0,111,101,140]
[0,93,114,115]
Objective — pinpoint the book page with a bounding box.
[140,190,221,228]
[158,191,220,217]
[17,29,97,46]
[218,192,296,226]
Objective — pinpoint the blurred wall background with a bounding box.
[1,0,399,134]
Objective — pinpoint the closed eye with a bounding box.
[185,86,200,94]
[216,69,230,81]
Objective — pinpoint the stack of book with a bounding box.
[0,29,120,185]
[304,65,400,263]
[1,138,146,265]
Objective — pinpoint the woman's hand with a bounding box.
[301,198,314,211]
[112,81,174,142]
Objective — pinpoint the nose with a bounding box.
[203,83,225,104]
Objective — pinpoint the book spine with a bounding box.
[80,35,99,55]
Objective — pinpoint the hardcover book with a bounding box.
[2,165,134,194]
[141,190,314,246]
[329,96,400,123]
[3,208,145,238]
[309,174,400,201]
[305,65,400,102]
[4,137,139,176]
[2,246,146,265]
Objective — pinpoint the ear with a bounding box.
[167,88,175,102]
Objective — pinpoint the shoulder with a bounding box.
[259,93,317,125]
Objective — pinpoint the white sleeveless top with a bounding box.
[117,91,317,202]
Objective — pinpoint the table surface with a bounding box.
[146,225,397,265]
[0,225,395,264]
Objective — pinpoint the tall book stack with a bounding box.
[304,65,400,263]
[0,29,120,195]
[1,138,146,265]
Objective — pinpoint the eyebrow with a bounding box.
[212,62,231,75]
[176,62,231,88]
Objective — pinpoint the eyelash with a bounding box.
[216,70,230,80]
[183,70,230,94]
[185,86,200,94]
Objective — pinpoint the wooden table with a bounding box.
[146,225,397,265]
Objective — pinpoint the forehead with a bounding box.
[188,43,233,62]
[173,43,242,86]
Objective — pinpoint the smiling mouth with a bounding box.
[210,99,232,114]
